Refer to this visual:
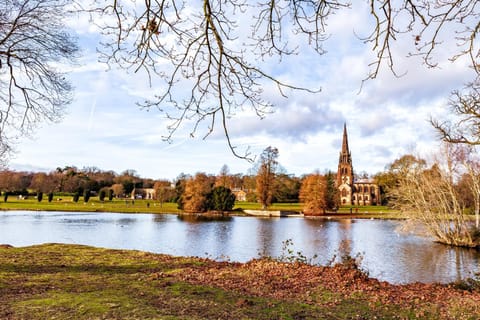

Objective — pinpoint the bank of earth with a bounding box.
[0,243,478,319]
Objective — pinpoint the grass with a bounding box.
[0,197,404,219]
[0,197,181,214]
[0,243,478,319]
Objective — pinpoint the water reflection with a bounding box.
[0,211,478,284]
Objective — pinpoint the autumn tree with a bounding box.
[29,172,56,193]
[256,146,279,209]
[300,173,327,215]
[0,0,78,162]
[182,173,215,213]
[0,170,32,193]
[215,165,232,189]
[154,180,175,207]
[110,184,124,198]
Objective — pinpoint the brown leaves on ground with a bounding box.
[175,257,480,318]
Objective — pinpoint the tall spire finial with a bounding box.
[342,122,349,154]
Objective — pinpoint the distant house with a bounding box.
[232,188,247,202]
[131,188,156,200]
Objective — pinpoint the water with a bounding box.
[0,211,478,284]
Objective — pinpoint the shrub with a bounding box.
[108,189,114,201]
[37,192,43,202]
[48,192,54,202]
[99,190,106,202]
[3,192,8,203]
[83,189,90,203]
[73,192,80,203]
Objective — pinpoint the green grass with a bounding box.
[0,197,181,214]
[0,244,476,319]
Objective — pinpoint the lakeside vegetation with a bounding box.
[0,243,478,319]
[0,196,401,218]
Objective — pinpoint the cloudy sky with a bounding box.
[9,2,474,180]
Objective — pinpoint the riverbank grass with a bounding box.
[0,244,478,319]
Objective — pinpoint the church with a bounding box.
[336,124,381,206]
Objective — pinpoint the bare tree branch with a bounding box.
[0,0,78,163]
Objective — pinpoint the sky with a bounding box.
[8,2,475,180]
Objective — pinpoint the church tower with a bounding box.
[337,123,354,205]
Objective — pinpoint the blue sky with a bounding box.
[9,3,473,180]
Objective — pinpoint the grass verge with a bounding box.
[0,244,478,319]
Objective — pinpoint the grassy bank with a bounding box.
[0,243,478,319]
[0,197,402,218]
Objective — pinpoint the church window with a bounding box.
[359,186,363,193]
[370,186,375,193]
[341,188,347,197]
[365,196,369,201]
[359,195,362,200]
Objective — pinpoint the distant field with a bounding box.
[0,197,400,218]
[0,197,181,214]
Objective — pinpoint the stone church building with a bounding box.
[337,124,381,206]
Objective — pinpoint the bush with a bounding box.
[108,189,114,201]
[83,190,90,203]
[37,192,43,202]
[3,192,8,203]
[99,190,106,202]
[73,192,80,203]
[48,192,54,202]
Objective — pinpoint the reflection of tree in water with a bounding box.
[256,218,278,258]
[336,239,352,263]
[335,219,353,263]
[176,215,232,223]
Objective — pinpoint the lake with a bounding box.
[0,211,478,284]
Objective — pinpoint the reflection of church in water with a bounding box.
[337,124,381,206]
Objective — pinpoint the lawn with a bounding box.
[0,197,181,214]
[0,243,478,319]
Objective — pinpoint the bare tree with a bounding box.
[0,0,78,162]
[432,82,480,145]
[391,144,479,247]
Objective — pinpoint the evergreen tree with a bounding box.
[108,189,114,201]
[99,190,106,202]
[73,192,80,203]
[83,190,90,203]
[37,192,43,202]
[210,186,236,211]
[325,171,340,210]
[48,192,54,203]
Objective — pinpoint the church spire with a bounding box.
[341,123,349,155]
[337,123,354,189]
